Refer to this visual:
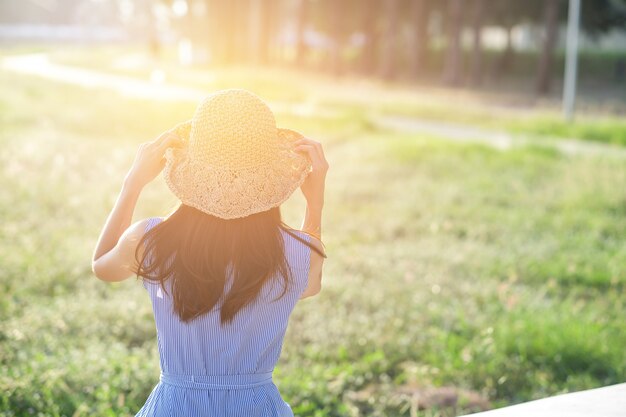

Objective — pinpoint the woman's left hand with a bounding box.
[125,130,184,188]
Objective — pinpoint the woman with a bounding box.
[91,89,328,416]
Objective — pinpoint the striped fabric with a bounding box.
[135,217,311,417]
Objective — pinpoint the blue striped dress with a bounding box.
[135,217,311,417]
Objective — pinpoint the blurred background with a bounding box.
[0,1,625,417]
[2,0,626,102]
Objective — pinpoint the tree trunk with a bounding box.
[379,0,399,80]
[494,24,515,79]
[327,1,343,76]
[204,0,225,65]
[229,0,245,63]
[443,0,464,86]
[224,0,237,64]
[469,0,484,86]
[409,0,429,78]
[361,2,379,75]
[536,0,560,95]
[273,0,289,64]
[294,0,308,66]
[257,0,276,65]
[248,0,263,64]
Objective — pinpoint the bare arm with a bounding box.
[299,202,325,298]
[301,203,323,239]
[92,130,182,281]
[293,137,328,299]
[92,180,143,264]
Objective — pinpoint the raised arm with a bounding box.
[293,137,329,299]
[92,131,182,281]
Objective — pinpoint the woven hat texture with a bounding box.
[163,89,312,219]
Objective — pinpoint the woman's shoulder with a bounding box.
[280,227,325,257]
[144,216,166,231]
[280,226,311,245]
[120,218,153,242]
[125,217,165,246]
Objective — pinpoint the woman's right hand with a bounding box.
[294,137,329,208]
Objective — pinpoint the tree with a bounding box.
[468,0,485,85]
[580,0,626,36]
[254,0,279,65]
[327,0,344,75]
[247,0,264,64]
[361,0,381,75]
[442,0,464,86]
[308,0,363,75]
[487,0,542,80]
[379,0,400,79]
[536,0,561,95]
[294,0,310,66]
[201,0,227,64]
[408,0,430,79]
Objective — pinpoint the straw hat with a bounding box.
[162,89,312,219]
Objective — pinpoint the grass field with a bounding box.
[1,50,625,417]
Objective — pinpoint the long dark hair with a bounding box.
[135,203,324,325]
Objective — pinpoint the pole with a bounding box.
[563,0,581,121]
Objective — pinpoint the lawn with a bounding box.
[0,56,624,417]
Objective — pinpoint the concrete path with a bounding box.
[1,53,205,102]
[2,53,625,158]
[374,114,626,158]
[0,53,332,117]
[459,383,626,417]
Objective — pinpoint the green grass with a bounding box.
[0,63,625,417]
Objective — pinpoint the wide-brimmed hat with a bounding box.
[162,89,312,219]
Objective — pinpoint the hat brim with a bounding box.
[163,125,312,219]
